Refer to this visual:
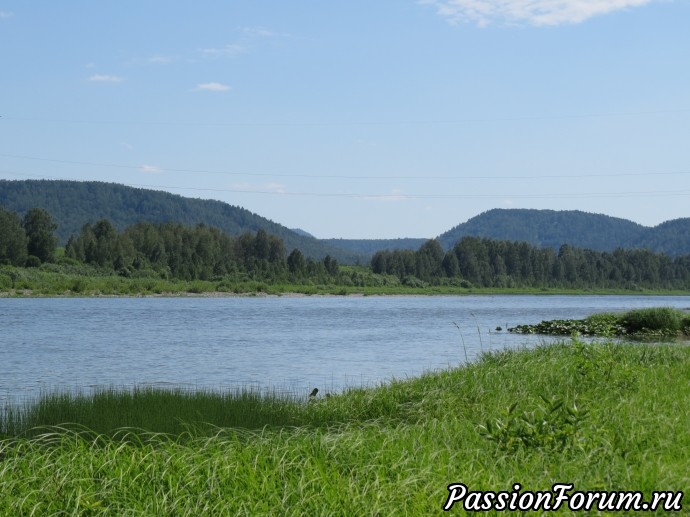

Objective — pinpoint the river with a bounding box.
[1,294,688,403]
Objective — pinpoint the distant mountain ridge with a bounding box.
[2,180,688,259]
[318,210,690,257]
[0,180,365,263]
[436,209,690,256]
[320,238,427,255]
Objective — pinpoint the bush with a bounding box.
[402,275,427,288]
[621,307,684,334]
[0,273,12,289]
[128,269,160,279]
[683,316,690,333]
[25,255,41,268]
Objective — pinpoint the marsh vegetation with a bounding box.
[509,307,690,338]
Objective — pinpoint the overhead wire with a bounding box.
[0,152,688,181]
[1,168,688,201]
[2,107,689,126]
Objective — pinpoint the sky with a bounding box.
[1,1,689,239]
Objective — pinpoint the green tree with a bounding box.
[287,248,306,275]
[0,207,28,266]
[323,255,339,276]
[88,219,119,267]
[22,208,58,263]
[442,251,460,277]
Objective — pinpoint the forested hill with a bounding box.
[0,180,363,263]
[320,238,427,255]
[436,209,690,256]
[631,218,690,256]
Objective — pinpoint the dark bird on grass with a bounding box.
[309,388,319,399]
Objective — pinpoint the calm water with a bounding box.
[2,295,689,402]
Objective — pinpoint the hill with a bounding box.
[632,218,690,256]
[320,238,427,256]
[329,210,690,257]
[291,228,317,239]
[436,209,690,256]
[0,180,364,263]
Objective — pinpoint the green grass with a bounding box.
[1,339,689,514]
[1,386,308,440]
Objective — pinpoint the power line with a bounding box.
[1,169,688,201]
[1,152,688,181]
[2,108,689,127]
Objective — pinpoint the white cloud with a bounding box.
[242,26,292,38]
[148,55,174,64]
[194,82,231,92]
[0,10,13,19]
[200,44,246,58]
[420,0,658,26]
[88,74,123,82]
[140,164,162,174]
[243,26,276,37]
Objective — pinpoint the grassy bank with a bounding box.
[2,265,688,297]
[1,339,689,514]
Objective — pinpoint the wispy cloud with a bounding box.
[241,26,292,38]
[88,74,123,83]
[361,189,409,202]
[243,26,276,37]
[194,82,231,92]
[420,0,658,26]
[140,164,162,174]
[147,55,174,64]
[0,10,13,19]
[200,44,246,58]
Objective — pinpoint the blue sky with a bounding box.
[1,1,688,239]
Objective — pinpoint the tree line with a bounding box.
[0,180,364,263]
[4,204,690,290]
[64,221,340,282]
[371,236,690,289]
[0,206,340,283]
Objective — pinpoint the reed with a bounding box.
[1,386,309,440]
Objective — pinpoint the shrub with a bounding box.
[621,307,684,334]
[0,274,12,289]
[25,255,41,268]
[402,275,427,288]
[681,316,690,336]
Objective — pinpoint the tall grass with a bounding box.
[621,306,689,334]
[1,339,689,514]
[1,386,310,440]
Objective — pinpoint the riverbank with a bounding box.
[2,281,688,298]
[1,338,688,514]
[3,263,690,297]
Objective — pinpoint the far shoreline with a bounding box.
[2,287,689,299]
